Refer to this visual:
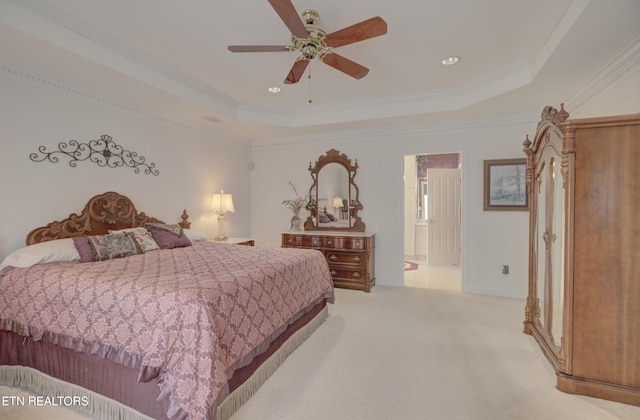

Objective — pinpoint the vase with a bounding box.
[290,210,302,231]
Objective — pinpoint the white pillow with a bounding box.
[0,238,80,271]
[109,227,160,251]
[183,229,209,242]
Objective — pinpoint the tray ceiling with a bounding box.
[1,0,639,142]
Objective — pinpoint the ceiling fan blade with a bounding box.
[284,59,309,84]
[324,16,387,48]
[228,45,291,52]
[268,0,309,39]
[320,53,369,79]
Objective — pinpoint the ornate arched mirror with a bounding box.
[304,149,365,232]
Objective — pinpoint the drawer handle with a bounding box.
[330,270,338,276]
[313,240,319,245]
[288,238,293,243]
[352,256,361,263]
[352,272,361,279]
[329,255,338,261]
[356,241,361,246]
[327,240,333,245]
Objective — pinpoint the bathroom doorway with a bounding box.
[404,153,461,290]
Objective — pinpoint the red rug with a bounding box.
[404,261,418,271]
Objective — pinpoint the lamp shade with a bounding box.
[210,190,235,214]
[333,196,343,209]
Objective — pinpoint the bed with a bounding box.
[0,191,335,420]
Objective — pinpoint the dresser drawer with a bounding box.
[326,251,365,266]
[282,234,300,247]
[328,267,365,282]
[282,234,323,248]
[302,236,324,248]
[323,237,366,250]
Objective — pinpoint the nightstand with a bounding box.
[214,237,255,246]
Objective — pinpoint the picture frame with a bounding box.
[483,158,528,211]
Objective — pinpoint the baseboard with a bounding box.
[557,372,640,407]
[462,286,525,300]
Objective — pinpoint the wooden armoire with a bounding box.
[523,104,640,406]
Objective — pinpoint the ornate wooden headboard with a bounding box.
[26,191,190,245]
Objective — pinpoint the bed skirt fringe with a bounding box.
[0,364,154,419]
[1,305,328,420]
[217,305,328,420]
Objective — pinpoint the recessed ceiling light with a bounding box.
[441,56,460,66]
[268,86,282,93]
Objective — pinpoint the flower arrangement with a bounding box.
[282,182,311,231]
[282,182,309,215]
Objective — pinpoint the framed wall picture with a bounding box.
[483,158,528,211]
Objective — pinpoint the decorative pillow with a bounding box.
[109,227,160,251]
[183,229,209,242]
[72,237,96,262]
[146,223,192,249]
[327,213,337,222]
[73,232,143,262]
[319,214,331,223]
[0,238,80,271]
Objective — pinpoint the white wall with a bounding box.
[3,61,637,300]
[251,69,640,299]
[251,115,537,298]
[0,75,252,260]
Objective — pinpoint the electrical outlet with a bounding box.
[502,265,509,275]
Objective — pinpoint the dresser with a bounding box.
[281,231,375,292]
[523,106,640,406]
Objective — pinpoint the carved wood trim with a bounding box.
[304,149,366,232]
[25,191,190,245]
[537,103,569,129]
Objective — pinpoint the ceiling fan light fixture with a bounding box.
[441,56,460,66]
[268,86,282,93]
[301,9,319,25]
[301,42,319,59]
[228,2,387,85]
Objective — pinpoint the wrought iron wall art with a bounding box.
[29,134,159,175]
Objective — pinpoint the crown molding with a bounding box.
[237,59,533,128]
[530,0,589,77]
[2,0,240,119]
[567,36,640,112]
[0,56,252,147]
[252,112,539,148]
[5,0,632,143]
[1,0,554,130]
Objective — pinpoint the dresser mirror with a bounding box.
[304,149,365,232]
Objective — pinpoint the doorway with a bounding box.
[403,153,462,291]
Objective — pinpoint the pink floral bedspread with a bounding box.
[0,241,334,419]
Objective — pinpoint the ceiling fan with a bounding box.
[227,0,387,84]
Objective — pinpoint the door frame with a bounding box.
[403,152,464,290]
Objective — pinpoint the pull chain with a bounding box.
[308,63,313,104]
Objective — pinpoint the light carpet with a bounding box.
[2,286,640,420]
